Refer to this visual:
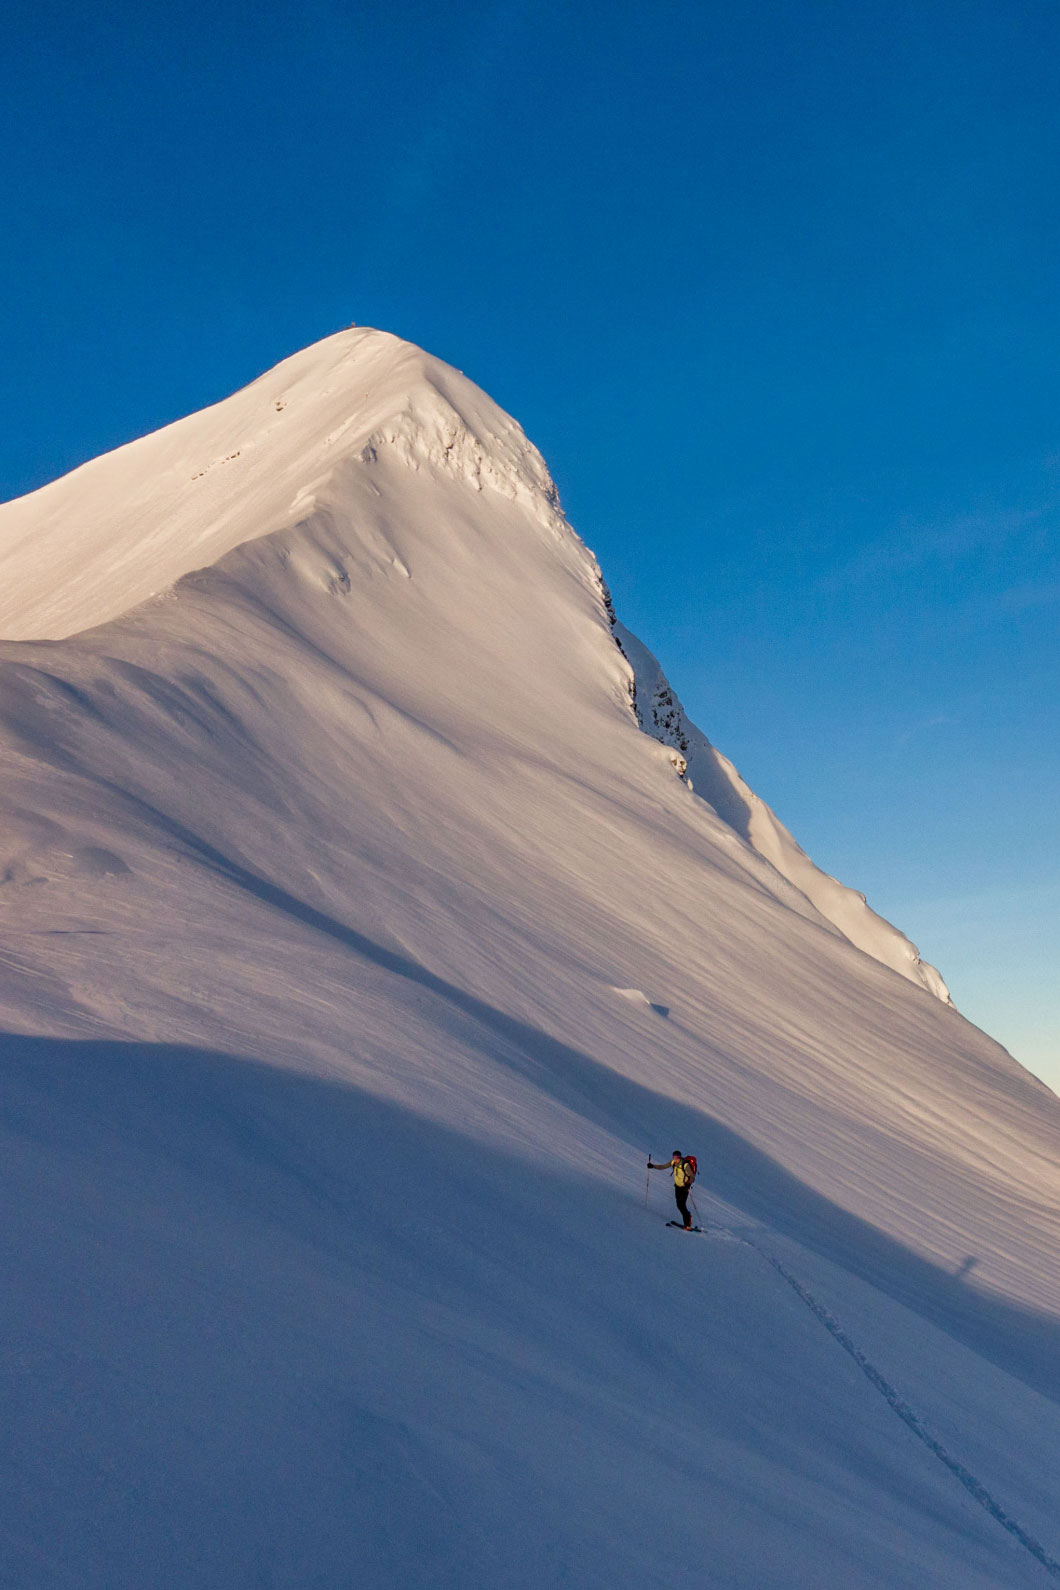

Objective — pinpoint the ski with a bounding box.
[666,1220,739,1242]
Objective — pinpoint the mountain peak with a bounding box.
[3,330,1060,1585]
[0,327,558,642]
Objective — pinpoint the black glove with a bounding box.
[646,1160,653,1168]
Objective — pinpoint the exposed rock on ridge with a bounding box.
[614,621,952,1002]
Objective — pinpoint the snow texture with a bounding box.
[613,621,951,1000]
[1,328,1059,1588]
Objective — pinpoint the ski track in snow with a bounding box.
[729,1228,1060,1581]
[3,326,1060,1586]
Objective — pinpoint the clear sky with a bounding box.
[3,0,1058,1086]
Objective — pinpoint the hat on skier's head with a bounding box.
[672,1149,681,1158]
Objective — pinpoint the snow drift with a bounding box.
[1,329,1058,1588]
[613,622,951,1001]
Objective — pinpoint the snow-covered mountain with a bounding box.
[613,622,951,1001]
[2,328,1058,1588]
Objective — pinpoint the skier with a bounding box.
[647,1149,697,1229]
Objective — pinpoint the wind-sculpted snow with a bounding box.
[0,329,563,641]
[1,329,1059,1586]
[614,622,951,1001]
[737,1230,1060,1579]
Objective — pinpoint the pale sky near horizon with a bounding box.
[2,0,1057,1084]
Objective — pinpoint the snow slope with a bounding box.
[0,329,559,643]
[2,328,1059,1588]
[613,622,951,1000]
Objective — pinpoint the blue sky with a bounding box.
[2,0,1057,1083]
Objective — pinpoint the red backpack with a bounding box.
[681,1155,697,1186]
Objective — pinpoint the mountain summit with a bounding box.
[0,327,948,999]
[1,330,1058,1588]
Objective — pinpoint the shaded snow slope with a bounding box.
[614,622,951,1001]
[2,330,1059,1587]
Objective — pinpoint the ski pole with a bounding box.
[645,1153,652,1209]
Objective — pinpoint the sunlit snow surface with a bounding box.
[1,329,1059,1587]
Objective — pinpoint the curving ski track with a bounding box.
[729,1232,1060,1581]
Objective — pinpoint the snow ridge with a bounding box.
[357,381,562,523]
[0,328,567,642]
[2,327,1058,1587]
[614,620,952,1001]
